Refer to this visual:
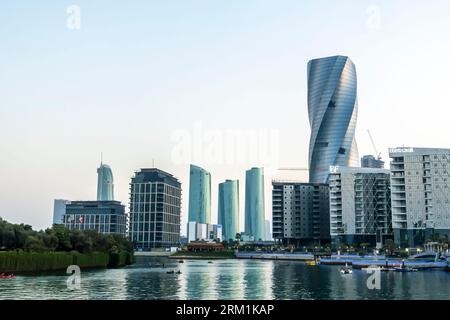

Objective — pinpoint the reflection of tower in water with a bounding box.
[243,260,274,299]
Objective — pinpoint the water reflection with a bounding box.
[242,260,273,300]
[1,258,449,300]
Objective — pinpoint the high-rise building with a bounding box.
[244,167,265,241]
[361,155,385,169]
[97,163,114,201]
[129,168,181,250]
[53,199,70,225]
[62,200,127,236]
[272,181,330,247]
[218,180,239,242]
[265,220,272,241]
[308,55,359,184]
[389,147,450,247]
[188,164,211,224]
[329,166,392,247]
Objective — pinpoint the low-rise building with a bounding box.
[63,200,127,236]
[187,221,222,242]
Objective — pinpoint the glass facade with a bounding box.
[244,167,265,241]
[218,180,240,242]
[188,164,211,224]
[63,200,126,236]
[97,163,114,201]
[308,55,359,184]
[129,168,182,250]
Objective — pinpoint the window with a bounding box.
[339,148,346,155]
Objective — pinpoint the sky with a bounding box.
[2,0,450,233]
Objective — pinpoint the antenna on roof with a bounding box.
[152,158,155,168]
[101,152,103,165]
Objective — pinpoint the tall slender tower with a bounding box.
[244,167,265,241]
[308,55,359,184]
[97,162,114,201]
[218,180,240,242]
[188,164,211,224]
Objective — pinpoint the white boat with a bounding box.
[340,263,353,274]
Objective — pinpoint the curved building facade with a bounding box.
[188,164,211,224]
[308,55,359,184]
[245,167,265,241]
[218,180,239,242]
[97,163,114,201]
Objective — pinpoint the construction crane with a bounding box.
[367,130,382,160]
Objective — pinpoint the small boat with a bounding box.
[208,261,213,264]
[306,260,317,266]
[340,263,353,274]
[0,274,16,279]
[178,260,184,263]
[176,271,182,274]
[166,270,175,274]
[340,268,353,274]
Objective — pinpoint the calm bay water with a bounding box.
[1,257,449,300]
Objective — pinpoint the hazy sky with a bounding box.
[2,1,450,233]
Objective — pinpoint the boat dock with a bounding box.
[235,252,315,261]
[319,254,448,270]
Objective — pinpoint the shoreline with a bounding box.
[0,251,134,274]
[169,255,234,260]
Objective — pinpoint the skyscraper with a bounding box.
[129,168,181,249]
[244,167,265,241]
[218,180,239,242]
[97,163,114,201]
[188,164,211,224]
[308,55,359,184]
[265,220,272,241]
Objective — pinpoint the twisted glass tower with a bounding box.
[97,163,114,201]
[218,180,239,242]
[308,55,359,184]
[245,167,265,241]
[188,164,211,224]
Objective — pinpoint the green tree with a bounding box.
[24,235,46,251]
[383,239,396,256]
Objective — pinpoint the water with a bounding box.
[1,257,449,300]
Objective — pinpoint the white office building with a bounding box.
[53,199,70,225]
[389,147,450,247]
[329,166,392,247]
[187,221,222,243]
